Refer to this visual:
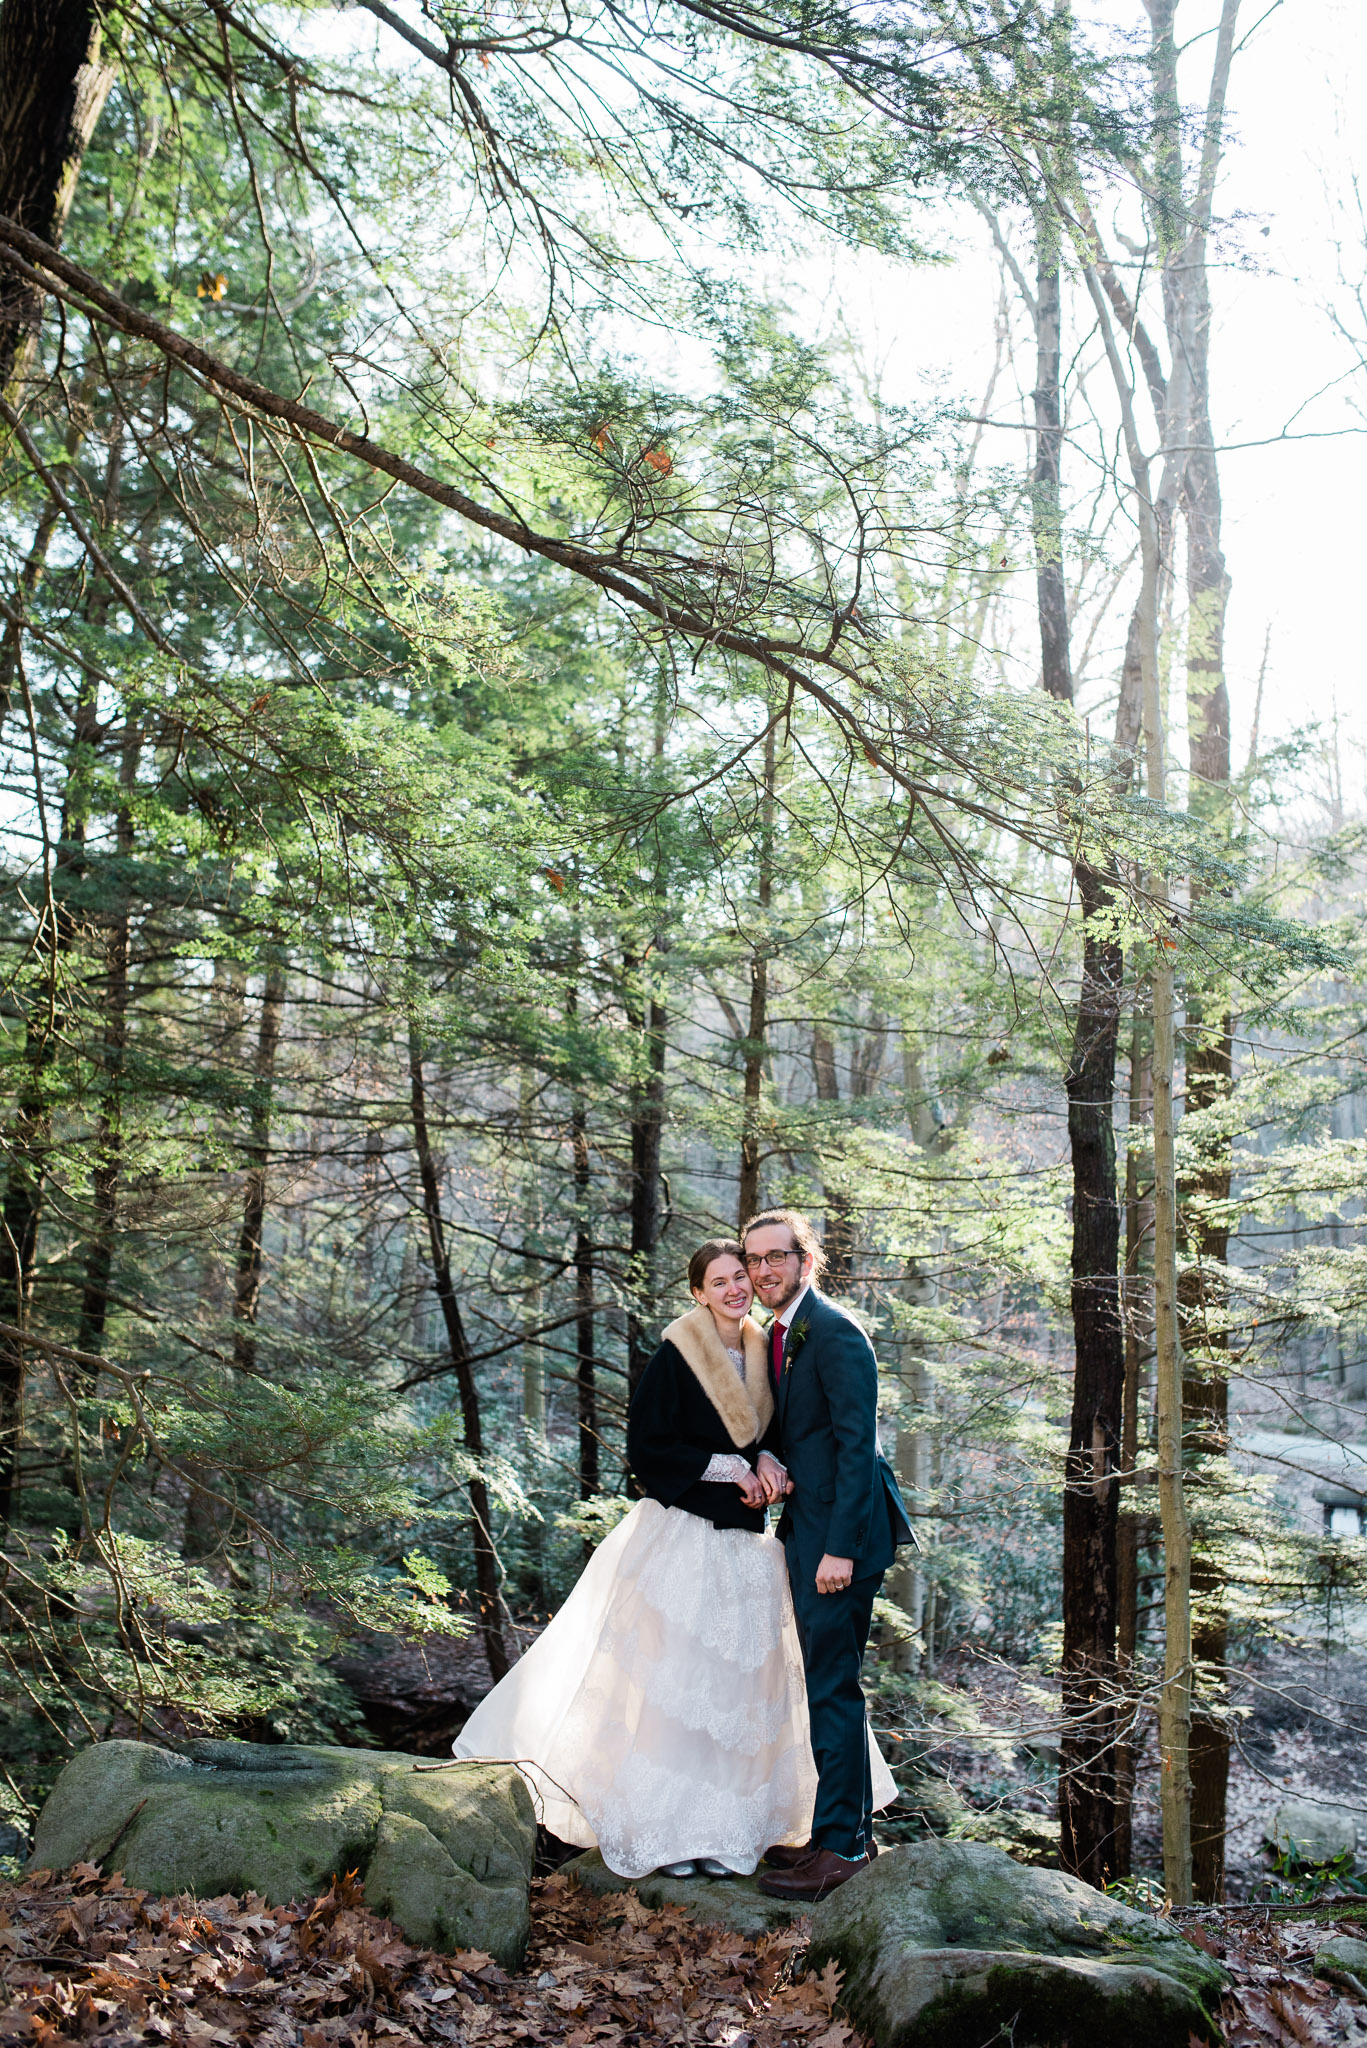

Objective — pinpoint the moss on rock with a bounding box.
[365,1810,530,1961]
[806,1842,1227,2048]
[28,1739,534,1966]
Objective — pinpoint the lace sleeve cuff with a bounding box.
[701,1452,753,1485]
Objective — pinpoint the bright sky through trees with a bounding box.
[810,0,1366,777]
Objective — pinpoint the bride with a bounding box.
[450,1238,894,1879]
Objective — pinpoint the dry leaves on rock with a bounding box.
[0,1861,857,2048]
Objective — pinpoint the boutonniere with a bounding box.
[786,1320,810,1360]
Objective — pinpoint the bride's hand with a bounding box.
[736,1468,767,1509]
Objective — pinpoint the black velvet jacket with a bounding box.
[627,1307,774,1533]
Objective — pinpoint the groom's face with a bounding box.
[744,1226,812,1315]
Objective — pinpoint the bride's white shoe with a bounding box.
[659,1859,698,1878]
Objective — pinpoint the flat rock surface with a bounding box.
[28,1739,535,1965]
[562,1850,812,1935]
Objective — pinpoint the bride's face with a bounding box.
[693,1254,753,1321]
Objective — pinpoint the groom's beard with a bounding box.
[762,1271,804,1316]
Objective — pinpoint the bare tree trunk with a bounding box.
[890,1045,948,1676]
[625,971,665,1404]
[1058,865,1127,1886]
[1181,1028,1231,1900]
[1178,262,1234,1893]
[183,954,286,1571]
[1026,209,1131,1887]
[1113,1030,1153,1874]
[0,674,103,1521]
[1077,148,1194,1884]
[738,720,777,1227]
[1032,224,1071,706]
[564,984,598,1507]
[1162,0,1239,1903]
[232,960,287,1373]
[73,721,140,1368]
[408,1015,508,1681]
[519,1067,545,1438]
[0,0,114,403]
[0,1081,45,1523]
[811,1026,855,1292]
[571,1082,598,1505]
[360,1115,383,1285]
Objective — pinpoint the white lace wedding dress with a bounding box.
[451,1495,897,1878]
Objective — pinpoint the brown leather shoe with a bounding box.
[762,1841,812,1870]
[757,1847,872,1900]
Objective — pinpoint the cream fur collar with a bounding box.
[661,1303,773,1449]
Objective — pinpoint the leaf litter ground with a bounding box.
[0,1864,852,2048]
[3,1861,1367,2047]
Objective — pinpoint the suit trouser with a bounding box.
[785,1558,883,1859]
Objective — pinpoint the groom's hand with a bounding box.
[815,1554,854,1595]
[757,1452,790,1503]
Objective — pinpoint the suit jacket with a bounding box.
[766,1288,915,1578]
[627,1305,774,1532]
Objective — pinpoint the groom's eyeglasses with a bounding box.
[744,1248,799,1271]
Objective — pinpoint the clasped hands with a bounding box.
[733,1450,792,1510]
[735,1458,852,1594]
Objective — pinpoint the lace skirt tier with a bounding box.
[452,1498,895,1878]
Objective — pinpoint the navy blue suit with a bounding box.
[767,1288,912,1858]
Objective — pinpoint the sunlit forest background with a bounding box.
[0,0,1363,1909]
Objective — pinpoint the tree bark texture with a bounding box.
[738,719,777,1228]
[0,1080,44,1523]
[408,1018,508,1681]
[1081,222,1193,1905]
[1028,213,1134,1886]
[1151,0,1240,1902]
[0,674,105,1520]
[625,978,665,1404]
[737,951,767,1229]
[74,727,139,1366]
[1058,863,1127,1887]
[811,1027,854,1292]
[1033,229,1072,705]
[572,1086,598,1503]
[1180,1017,1233,1899]
[519,1068,545,1437]
[0,0,114,402]
[1113,1031,1153,1877]
[890,1045,951,1674]
[232,960,286,1373]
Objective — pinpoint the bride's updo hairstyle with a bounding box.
[688,1238,747,1297]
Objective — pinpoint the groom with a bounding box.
[745,1207,913,1901]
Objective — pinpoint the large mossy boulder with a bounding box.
[806,1842,1227,2048]
[1267,1795,1357,1867]
[28,1739,534,1967]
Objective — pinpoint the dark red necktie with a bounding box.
[771,1319,785,1385]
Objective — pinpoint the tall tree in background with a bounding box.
[1024,201,1135,1887]
[1148,0,1241,1903]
